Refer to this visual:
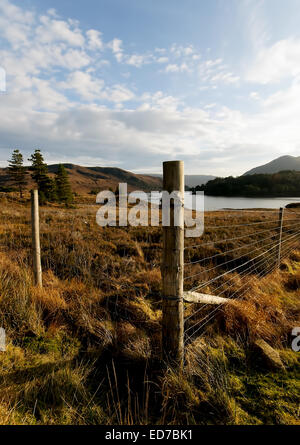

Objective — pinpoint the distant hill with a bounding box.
[200,170,300,197]
[147,174,216,187]
[0,164,162,195]
[244,155,300,176]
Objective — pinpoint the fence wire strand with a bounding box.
[183,208,300,343]
[184,236,300,344]
[184,206,300,341]
[184,221,300,268]
[186,226,300,294]
[184,219,298,250]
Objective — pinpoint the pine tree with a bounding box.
[28,149,47,183]
[55,164,73,206]
[28,149,55,203]
[8,149,27,198]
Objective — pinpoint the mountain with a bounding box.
[147,174,216,187]
[185,175,216,187]
[0,164,162,195]
[244,155,300,176]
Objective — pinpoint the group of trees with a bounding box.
[8,149,73,205]
[189,171,300,197]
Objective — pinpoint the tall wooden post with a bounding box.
[161,161,184,368]
[31,190,42,287]
[277,207,284,269]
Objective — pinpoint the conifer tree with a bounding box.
[28,149,56,203]
[55,164,73,206]
[8,149,27,198]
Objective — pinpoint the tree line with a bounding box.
[7,149,73,205]
[188,171,300,197]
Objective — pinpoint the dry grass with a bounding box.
[0,195,299,424]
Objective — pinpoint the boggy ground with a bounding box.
[0,194,299,425]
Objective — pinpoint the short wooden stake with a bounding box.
[277,207,284,269]
[161,160,184,368]
[31,190,42,287]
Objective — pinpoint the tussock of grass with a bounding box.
[0,199,299,424]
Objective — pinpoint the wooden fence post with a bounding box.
[161,161,184,368]
[277,207,284,269]
[31,190,42,287]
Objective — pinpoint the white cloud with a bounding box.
[61,71,105,100]
[157,57,168,64]
[239,0,270,51]
[210,72,240,84]
[126,54,148,67]
[205,58,223,67]
[60,71,134,103]
[0,0,33,24]
[86,29,103,50]
[250,91,260,100]
[108,38,123,62]
[204,103,217,109]
[165,63,189,73]
[1,74,299,175]
[106,85,135,103]
[247,38,300,84]
[140,91,181,112]
[32,78,68,110]
[2,0,295,176]
[170,44,195,58]
[165,64,180,73]
[36,15,85,46]
[0,0,33,48]
[184,47,194,56]
[47,8,58,18]
[198,58,239,85]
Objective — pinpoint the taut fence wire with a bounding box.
[26,160,300,369]
[183,206,300,346]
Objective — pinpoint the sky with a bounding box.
[1,0,300,176]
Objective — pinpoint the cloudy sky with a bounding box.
[0,0,300,175]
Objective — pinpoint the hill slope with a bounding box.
[0,164,162,194]
[244,155,300,176]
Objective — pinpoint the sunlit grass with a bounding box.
[0,194,299,424]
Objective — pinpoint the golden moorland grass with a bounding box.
[0,193,299,425]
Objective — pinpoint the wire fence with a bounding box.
[12,184,300,365]
[183,207,300,345]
